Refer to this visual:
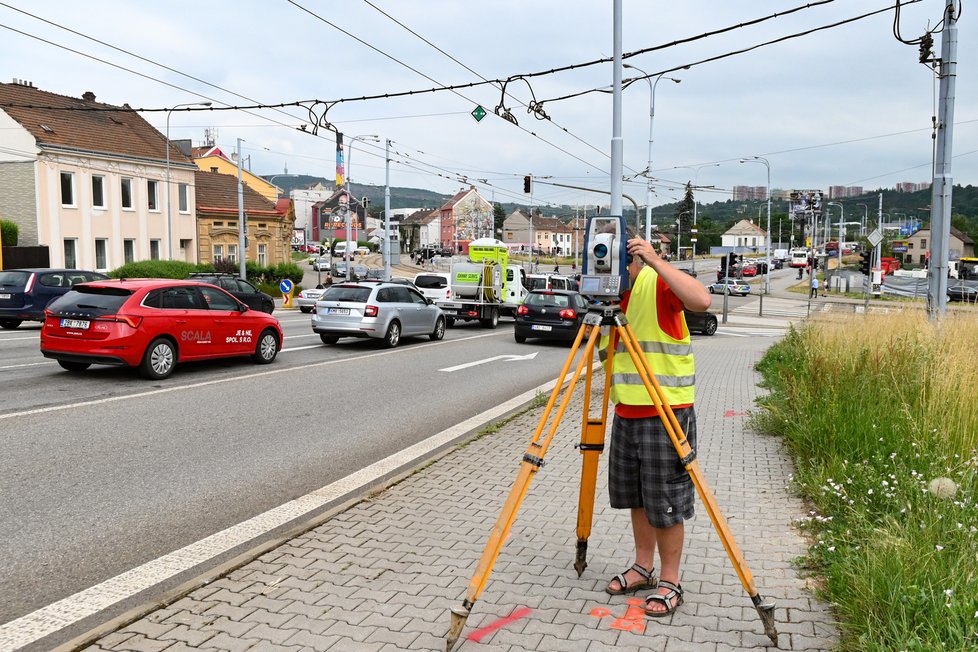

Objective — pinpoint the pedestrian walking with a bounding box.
[810,275,820,299]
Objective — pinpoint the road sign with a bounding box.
[471,105,487,123]
[867,228,883,247]
[279,279,294,294]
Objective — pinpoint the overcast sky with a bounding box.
[1,1,974,212]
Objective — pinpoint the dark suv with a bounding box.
[0,268,109,329]
[186,274,275,314]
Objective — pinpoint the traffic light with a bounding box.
[859,251,871,276]
[719,254,728,271]
[727,253,740,269]
[361,196,369,209]
[523,175,531,193]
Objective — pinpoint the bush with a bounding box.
[107,259,304,288]
[0,219,18,246]
[108,259,201,279]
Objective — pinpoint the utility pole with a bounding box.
[237,138,246,280]
[384,138,392,281]
[927,0,958,317]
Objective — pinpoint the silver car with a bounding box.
[311,281,446,348]
[296,285,329,313]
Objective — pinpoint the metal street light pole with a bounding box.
[345,134,380,280]
[856,203,869,237]
[740,156,771,293]
[624,63,681,241]
[828,202,844,285]
[384,138,392,281]
[677,210,691,261]
[165,101,211,259]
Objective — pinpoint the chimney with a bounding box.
[82,91,96,101]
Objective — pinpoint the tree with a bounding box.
[493,202,506,237]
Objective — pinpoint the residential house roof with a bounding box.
[724,219,768,236]
[191,145,231,160]
[0,82,192,164]
[909,225,974,246]
[401,208,437,225]
[195,170,280,215]
[438,186,489,211]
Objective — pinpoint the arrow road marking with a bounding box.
[439,352,538,372]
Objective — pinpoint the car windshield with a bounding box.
[0,271,30,286]
[321,286,372,303]
[414,275,447,289]
[525,277,548,291]
[525,292,570,307]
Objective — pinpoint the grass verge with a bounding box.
[752,312,978,651]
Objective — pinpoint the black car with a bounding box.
[0,268,109,329]
[514,290,589,344]
[186,273,275,314]
[685,310,718,336]
[947,284,978,303]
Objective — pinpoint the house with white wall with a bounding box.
[0,80,199,270]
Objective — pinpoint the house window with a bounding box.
[149,239,161,260]
[92,175,106,209]
[124,239,135,264]
[258,243,267,266]
[227,244,238,263]
[213,222,223,227]
[178,183,189,213]
[920,254,927,265]
[60,172,75,207]
[213,244,224,262]
[920,238,927,248]
[95,239,108,270]
[63,239,77,268]
[147,180,159,211]
[121,177,133,210]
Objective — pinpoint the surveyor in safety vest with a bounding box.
[600,231,711,618]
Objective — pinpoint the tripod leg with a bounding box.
[448,321,599,651]
[615,323,778,646]
[573,326,614,577]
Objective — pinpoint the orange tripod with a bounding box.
[446,303,778,650]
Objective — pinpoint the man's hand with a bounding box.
[626,238,659,267]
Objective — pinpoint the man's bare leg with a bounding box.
[607,508,657,592]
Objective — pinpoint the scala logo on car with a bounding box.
[181,330,212,343]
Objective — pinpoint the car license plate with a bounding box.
[0,293,9,299]
[60,318,90,329]
[531,324,552,331]
[327,308,350,315]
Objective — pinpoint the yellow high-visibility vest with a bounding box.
[601,266,695,407]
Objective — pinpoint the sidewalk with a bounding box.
[80,332,836,651]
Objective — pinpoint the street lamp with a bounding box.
[165,101,211,259]
[344,134,380,280]
[856,203,869,237]
[739,156,771,293]
[624,63,681,240]
[828,202,845,275]
[677,210,691,261]
[267,173,298,199]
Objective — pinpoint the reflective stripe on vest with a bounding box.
[608,266,695,406]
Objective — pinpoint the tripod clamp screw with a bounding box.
[522,454,545,468]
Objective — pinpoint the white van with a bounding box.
[331,241,357,257]
[413,272,453,302]
[525,273,578,292]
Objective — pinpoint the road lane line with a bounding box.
[0,331,505,421]
[0,370,566,649]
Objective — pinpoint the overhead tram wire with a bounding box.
[361,0,612,164]
[540,2,921,105]
[284,0,610,176]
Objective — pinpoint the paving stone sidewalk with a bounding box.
[85,334,837,652]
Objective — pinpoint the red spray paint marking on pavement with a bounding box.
[466,607,533,643]
[590,597,647,634]
[725,409,749,417]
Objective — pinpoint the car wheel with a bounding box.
[703,316,718,336]
[445,317,455,327]
[480,307,499,329]
[300,307,312,313]
[430,316,446,341]
[252,329,279,364]
[0,319,21,329]
[140,338,176,380]
[383,320,401,348]
[515,333,526,343]
[320,334,339,345]
[58,360,91,372]
[708,287,715,294]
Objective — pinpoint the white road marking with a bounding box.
[439,351,538,372]
[0,331,504,421]
[0,370,565,650]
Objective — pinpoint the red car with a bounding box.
[40,279,282,380]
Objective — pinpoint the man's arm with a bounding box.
[627,238,711,312]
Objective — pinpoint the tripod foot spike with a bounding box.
[753,597,778,646]
[447,604,471,652]
[573,539,588,577]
